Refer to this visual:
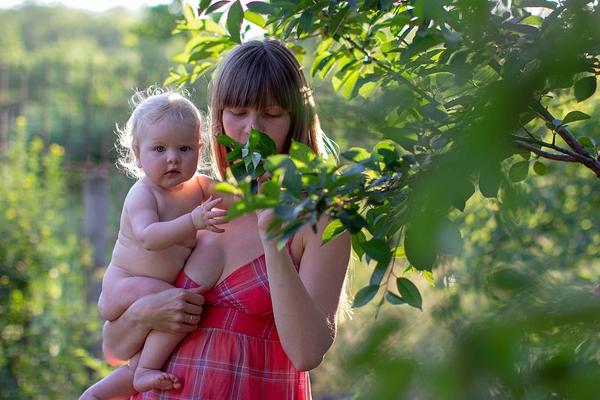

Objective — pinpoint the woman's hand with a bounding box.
[133,287,205,334]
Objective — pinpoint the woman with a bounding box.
[101,39,351,399]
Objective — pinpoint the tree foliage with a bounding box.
[171,0,600,310]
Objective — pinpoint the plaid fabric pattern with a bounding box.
[132,250,311,400]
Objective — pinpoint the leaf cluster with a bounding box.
[173,0,600,311]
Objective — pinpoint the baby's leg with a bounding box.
[79,353,139,400]
[133,331,186,392]
[99,266,173,321]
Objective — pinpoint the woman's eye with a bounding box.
[229,109,246,116]
[265,112,281,118]
[155,146,166,152]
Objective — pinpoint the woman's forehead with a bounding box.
[223,96,285,110]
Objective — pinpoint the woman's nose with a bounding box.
[242,113,262,139]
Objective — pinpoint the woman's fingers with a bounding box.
[182,287,205,306]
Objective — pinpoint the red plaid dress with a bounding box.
[131,250,311,400]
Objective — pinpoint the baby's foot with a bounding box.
[134,367,181,392]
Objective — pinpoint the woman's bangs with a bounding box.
[218,56,295,112]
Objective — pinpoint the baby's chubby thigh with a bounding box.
[99,265,175,321]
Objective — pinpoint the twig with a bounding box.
[515,141,578,162]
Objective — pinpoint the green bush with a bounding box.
[0,117,108,399]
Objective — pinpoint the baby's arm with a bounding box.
[128,185,226,251]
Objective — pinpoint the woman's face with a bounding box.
[222,104,291,153]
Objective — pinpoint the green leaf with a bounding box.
[479,167,502,198]
[322,219,346,244]
[264,154,288,171]
[574,76,597,102]
[508,161,529,182]
[404,225,436,270]
[244,10,266,27]
[217,134,240,148]
[261,180,280,199]
[369,262,388,286]
[341,147,370,162]
[338,68,361,100]
[351,231,366,259]
[374,140,399,164]
[533,161,547,175]
[297,10,314,36]
[205,0,228,14]
[385,291,406,305]
[579,136,596,148]
[213,182,240,195]
[281,159,302,198]
[251,128,278,157]
[198,0,212,13]
[562,111,591,124]
[246,1,275,15]
[290,140,316,164]
[396,277,422,310]
[352,285,379,308]
[358,81,377,98]
[338,210,368,234]
[362,239,392,266]
[226,0,243,43]
[327,5,350,36]
[311,53,333,77]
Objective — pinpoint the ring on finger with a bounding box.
[188,314,194,323]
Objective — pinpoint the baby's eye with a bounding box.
[155,146,166,152]
[180,146,191,152]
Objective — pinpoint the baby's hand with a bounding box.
[191,196,227,233]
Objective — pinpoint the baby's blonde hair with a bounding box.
[116,87,203,178]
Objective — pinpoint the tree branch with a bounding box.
[515,141,578,162]
[511,134,583,160]
[530,101,591,157]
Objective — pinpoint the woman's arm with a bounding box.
[259,213,350,371]
[102,287,205,362]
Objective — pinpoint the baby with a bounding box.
[80,89,229,399]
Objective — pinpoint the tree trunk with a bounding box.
[83,163,109,304]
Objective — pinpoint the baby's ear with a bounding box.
[132,146,142,168]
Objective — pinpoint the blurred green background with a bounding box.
[1,1,600,399]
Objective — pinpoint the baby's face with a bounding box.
[135,120,201,190]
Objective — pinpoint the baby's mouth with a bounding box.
[165,170,180,175]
